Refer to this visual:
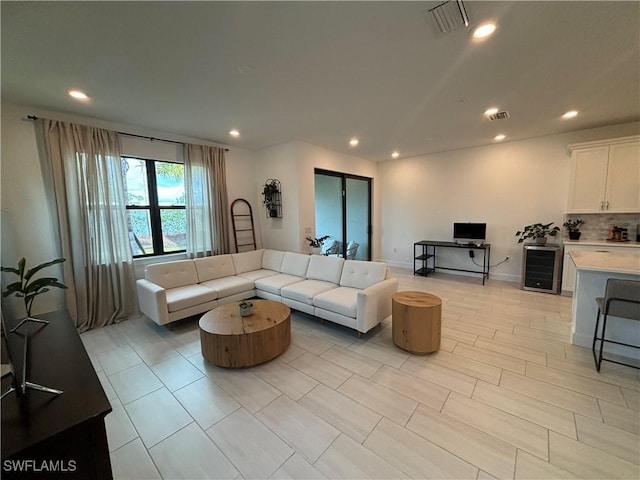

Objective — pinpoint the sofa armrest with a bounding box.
[136,279,169,326]
[356,277,398,334]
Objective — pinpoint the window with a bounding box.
[122,157,186,257]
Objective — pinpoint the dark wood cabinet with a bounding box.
[1,310,112,479]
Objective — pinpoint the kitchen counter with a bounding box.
[564,240,640,248]
[570,250,640,361]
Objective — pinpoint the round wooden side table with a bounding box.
[199,299,291,368]
[392,291,442,354]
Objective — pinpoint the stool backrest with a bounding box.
[603,279,640,320]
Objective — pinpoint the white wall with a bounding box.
[378,121,640,282]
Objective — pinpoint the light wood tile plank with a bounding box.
[493,331,566,357]
[501,371,602,420]
[473,381,577,438]
[337,374,418,426]
[429,349,502,385]
[250,359,318,401]
[599,400,640,435]
[206,367,281,414]
[402,357,476,397]
[441,326,479,345]
[270,453,327,480]
[320,345,383,378]
[299,384,381,443]
[623,388,640,410]
[546,355,640,392]
[364,418,478,479]
[315,434,409,479]
[173,377,240,430]
[406,404,516,480]
[474,337,547,365]
[453,343,526,374]
[372,365,450,411]
[291,329,334,355]
[290,352,352,389]
[348,340,410,368]
[549,431,639,479]
[442,393,549,460]
[526,363,626,406]
[575,414,640,464]
[515,450,579,479]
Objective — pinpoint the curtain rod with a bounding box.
[25,115,229,151]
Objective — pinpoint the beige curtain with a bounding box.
[39,120,136,331]
[184,144,230,257]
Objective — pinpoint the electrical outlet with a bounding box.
[468,250,475,258]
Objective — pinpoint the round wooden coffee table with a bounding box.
[392,291,442,354]
[199,300,291,368]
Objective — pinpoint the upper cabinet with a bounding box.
[567,136,640,213]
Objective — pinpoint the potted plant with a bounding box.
[262,180,281,218]
[563,219,584,240]
[515,223,560,245]
[239,300,254,317]
[1,257,67,331]
[306,235,330,255]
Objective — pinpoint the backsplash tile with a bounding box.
[564,213,639,241]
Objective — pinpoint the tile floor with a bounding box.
[81,268,640,480]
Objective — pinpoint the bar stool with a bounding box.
[592,278,640,372]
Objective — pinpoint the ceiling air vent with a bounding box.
[428,1,470,33]
[487,111,510,121]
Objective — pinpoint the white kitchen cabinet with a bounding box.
[567,136,640,213]
[561,242,640,295]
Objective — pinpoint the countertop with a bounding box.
[569,250,640,274]
[563,240,640,248]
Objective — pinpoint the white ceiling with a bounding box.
[2,1,639,160]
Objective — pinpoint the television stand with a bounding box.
[414,240,491,285]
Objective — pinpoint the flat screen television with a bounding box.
[453,222,487,245]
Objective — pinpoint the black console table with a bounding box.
[1,310,112,479]
[414,240,491,285]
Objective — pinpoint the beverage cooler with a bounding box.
[521,244,563,294]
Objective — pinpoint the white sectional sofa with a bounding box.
[136,249,398,335]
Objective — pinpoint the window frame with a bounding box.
[123,156,186,258]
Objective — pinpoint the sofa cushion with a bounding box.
[166,284,218,313]
[262,249,284,272]
[255,274,304,295]
[146,260,198,290]
[232,249,264,274]
[194,255,235,282]
[312,286,359,318]
[200,276,254,298]
[237,269,278,281]
[339,260,387,289]
[280,252,310,277]
[306,255,344,284]
[281,280,337,305]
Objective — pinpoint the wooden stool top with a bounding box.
[392,291,442,308]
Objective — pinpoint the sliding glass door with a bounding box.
[314,169,371,261]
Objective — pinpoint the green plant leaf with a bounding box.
[17,258,26,278]
[2,281,24,297]
[0,267,20,274]
[24,258,65,281]
[24,277,66,294]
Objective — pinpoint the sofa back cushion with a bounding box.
[262,249,284,272]
[146,260,198,290]
[280,252,310,277]
[194,255,236,282]
[339,260,388,289]
[232,249,264,274]
[306,255,344,284]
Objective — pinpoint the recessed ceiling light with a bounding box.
[68,89,89,101]
[391,151,400,159]
[473,23,496,39]
[229,129,240,137]
[562,110,579,119]
[349,138,359,147]
[484,107,499,116]
[494,134,506,141]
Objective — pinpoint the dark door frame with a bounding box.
[314,168,372,261]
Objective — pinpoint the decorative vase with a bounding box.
[311,247,321,255]
[534,237,547,245]
[568,231,581,240]
[239,305,253,317]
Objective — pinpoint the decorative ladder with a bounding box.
[230,198,257,252]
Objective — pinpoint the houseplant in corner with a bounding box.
[563,219,584,240]
[262,179,281,218]
[515,223,560,245]
[306,235,330,255]
[1,257,67,332]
